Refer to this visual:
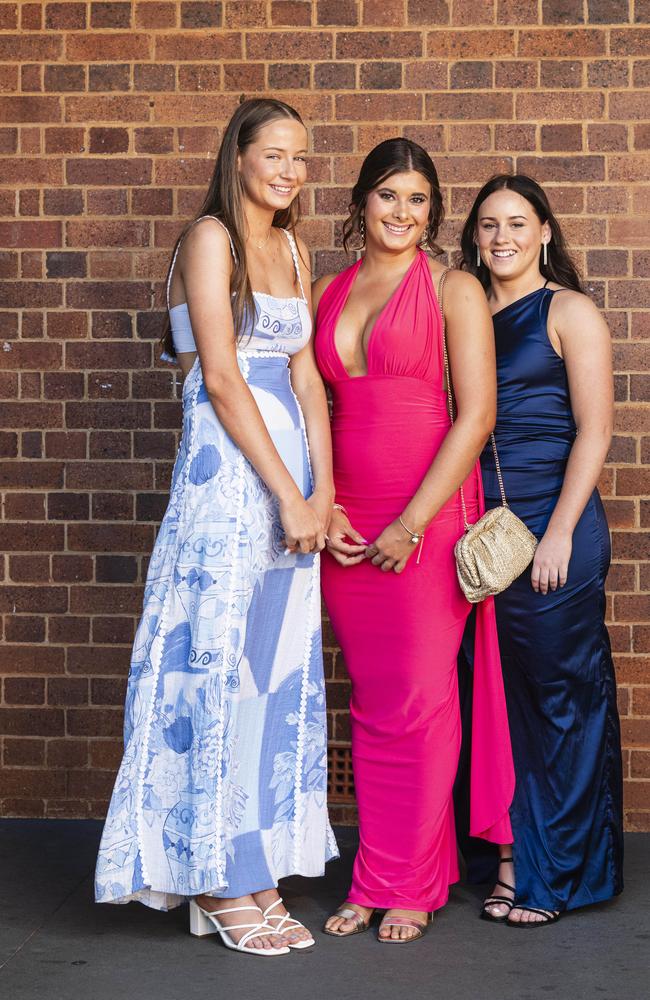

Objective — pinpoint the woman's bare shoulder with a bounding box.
[425,257,485,298]
[311,272,339,313]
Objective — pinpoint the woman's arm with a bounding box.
[368,268,496,573]
[310,269,368,565]
[181,220,324,553]
[289,238,335,527]
[530,290,613,594]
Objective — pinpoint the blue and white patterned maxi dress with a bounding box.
[95,222,338,910]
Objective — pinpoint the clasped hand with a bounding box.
[325,509,418,574]
[280,491,329,554]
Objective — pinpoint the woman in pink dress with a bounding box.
[313,139,515,942]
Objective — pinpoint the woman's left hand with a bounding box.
[530,528,572,594]
[366,519,420,574]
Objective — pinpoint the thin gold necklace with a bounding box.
[249,229,272,250]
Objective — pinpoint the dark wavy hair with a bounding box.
[342,137,444,255]
[459,173,583,293]
[161,98,305,359]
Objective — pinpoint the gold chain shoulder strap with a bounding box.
[437,269,508,529]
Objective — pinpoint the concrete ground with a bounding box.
[0,821,647,1000]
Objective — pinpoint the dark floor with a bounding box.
[0,821,647,1000]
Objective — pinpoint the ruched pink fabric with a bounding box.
[315,251,514,911]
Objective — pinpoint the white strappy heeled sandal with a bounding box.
[189,900,290,957]
[262,897,315,950]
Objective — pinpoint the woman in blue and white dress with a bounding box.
[95,99,338,956]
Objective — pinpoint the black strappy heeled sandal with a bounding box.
[480,856,515,923]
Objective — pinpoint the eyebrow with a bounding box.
[262,146,308,153]
[479,214,528,221]
[377,186,429,196]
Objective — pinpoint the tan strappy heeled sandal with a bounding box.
[322,903,373,937]
[377,912,431,944]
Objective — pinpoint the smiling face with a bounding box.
[476,188,551,282]
[237,117,308,214]
[363,170,431,253]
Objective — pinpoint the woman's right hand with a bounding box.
[280,494,326,554]
[325,507,367,567]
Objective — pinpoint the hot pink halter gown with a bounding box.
[315,250,514,912]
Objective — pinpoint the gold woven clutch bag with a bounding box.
[439,270,538,604]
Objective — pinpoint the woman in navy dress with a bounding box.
[460,174,623,925]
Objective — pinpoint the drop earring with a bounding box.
[543,241,548,267]
[476,244,481,267]
[359,216,366,246]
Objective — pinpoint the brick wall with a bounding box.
[0,1,648,829]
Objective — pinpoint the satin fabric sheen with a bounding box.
[481,287,624,911]
[315,251,514,911]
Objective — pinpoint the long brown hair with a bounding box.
[161,98,305,358]
[459,174,583,293]
[342,137,444,256]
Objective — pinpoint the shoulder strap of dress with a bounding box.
[166,215,236,310]
[282,229,306,301]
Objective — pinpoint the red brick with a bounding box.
[0,5,18,30]
[3,492,46,520]
[519,28,605,55]
[135,63,177,91]
[588,59,629,88]
[181,2,222,27]
[43,65,86,93]
[66,158,152,187]
[8,556,50,583]
[92,616,136,645]
[45,4,87,29]
[47,738,89,768]
[68,522,153,552]
[3,738,45,767]
[48,677,89,706]
[91,2,132,27]
[427,29,514,57]
[0,35,61,61]
[4,677,45,706]
[65,96,150,124]
[89,739,123,769]
[134,127,174,154]
[52,555,93,582]
[67,646,131,679]
[66,282,151,310]
[610,93,650,120]
[587,0,629,22]
[610,29,650,55]
[155,31,242,60]
[336,92,422,121]
[66,709,123,736]
[0,770,66,798]
[268,63,311,90]
[88,64,131,92]
[135,2,177,28]
[0,708,64,736]
[49,616,89,644]
[427,91,512,120]
[450,60,493,89]
[66,31,151,62]
[4,616,45,644]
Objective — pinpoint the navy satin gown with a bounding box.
[481,285,624,912]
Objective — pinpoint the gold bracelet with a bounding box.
[399,515,425,565]
[333,502,348,515]
[398,515,422,543]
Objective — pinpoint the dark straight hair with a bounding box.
[342,137,444,255]
[161,98,305,359]
[459,173,583,293]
